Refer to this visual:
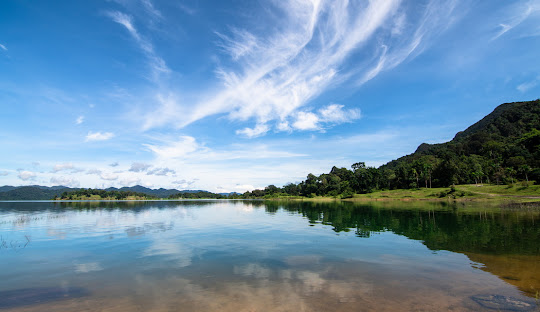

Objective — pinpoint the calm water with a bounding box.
[0,200,538,311]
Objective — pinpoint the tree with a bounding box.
[265,185,279,195]
[519,164,531,182]
[505,167,516,184]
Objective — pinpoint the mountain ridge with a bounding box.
[0,185,209,200]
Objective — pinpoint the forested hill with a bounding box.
[0,186,74,200]
[243,99,540,198]
[382,99,540,187]
[0,185,208,200]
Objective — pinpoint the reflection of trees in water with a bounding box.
[271,201,540,298]
[272,201,540,255]
[56,200,227,211]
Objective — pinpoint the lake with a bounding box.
[0,200,538,311]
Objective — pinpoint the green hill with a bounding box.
[243,99,540,198]
[0,185,213,200]
[382,99,540,188]
[0,186,76,200]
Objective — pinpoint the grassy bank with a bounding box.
[268,183,540,204]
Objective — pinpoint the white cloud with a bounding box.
[0,171,9,176]
[517,77,539,92]
[319,104,361,123]
[492,1,540,40]
[138,0,460,137]
[129,162,152,172]
[147,167,175,176]
[141,0,163,20]
[172,179,196,189]
[85,131,114,142]
[144,136,202,159]
[50,176,80,187]
[109,162,119,167]
[0,43,7,51]
[145,136,306,162]
[87,169,102,175]
[233,184,255,192]
[18,171,36,181]
[142,181,154,188]
[100,172,119,181]
[290,104,360,131]
[236,124,270,138]
[53,162,74,172]
[119,176,141,186]
[76,116,84,124]
[293,111,320,131]
[141,93,184,130]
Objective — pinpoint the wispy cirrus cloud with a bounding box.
[492,0,540,40]
[76,116,84,124]
[106,10,170,80]
[144,136,204,159]
[517,76,540,92]
[85,131,114,142]
[140,0,462,137]
[140,0,163,21]
[0,43,7,51]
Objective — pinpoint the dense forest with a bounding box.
[56,189,231,200]
[56,189,157,200]
[0,186,74,200]
[168,191,227,199]
[243,100,540,198]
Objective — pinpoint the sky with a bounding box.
[1,0,539,193]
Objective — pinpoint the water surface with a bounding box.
[0,200,538,311]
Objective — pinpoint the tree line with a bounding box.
[55,189,157,200]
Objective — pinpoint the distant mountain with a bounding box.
[0,185,214,200]
[104,186,179,198]
[0,186,18,192]
[104,186,208,198]
[0,186,76,200]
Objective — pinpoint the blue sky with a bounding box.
[1,0,539,192]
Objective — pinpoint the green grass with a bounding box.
[349,187,471,200]
[341,183,540,203]
[457,183,540,197]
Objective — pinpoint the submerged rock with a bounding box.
[471,294,536,311]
